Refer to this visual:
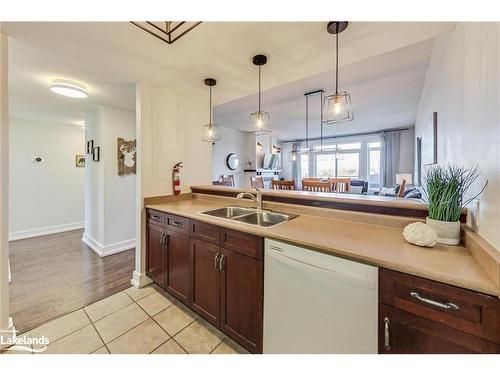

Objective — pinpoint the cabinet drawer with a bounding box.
[379,304,500,354]
[190,220,220,245]
[166,214,189,233]
[221,228,263,260]
[147,209,165,226]
[380,268,500,344]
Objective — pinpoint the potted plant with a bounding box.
[422,165,487,245]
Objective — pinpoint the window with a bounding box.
[300,153,309,178]
[368,141,381,191]
[315,154,335,178]
[337,153,359,178]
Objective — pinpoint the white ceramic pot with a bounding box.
[425,217,461,245]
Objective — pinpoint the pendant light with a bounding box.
[323,21,353,124]
[202,78,221,143]
[249,54,271,135]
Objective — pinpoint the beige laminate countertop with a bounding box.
[146,197,500,298]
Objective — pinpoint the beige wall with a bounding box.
[415,23,500,251]
[133,83,212,286]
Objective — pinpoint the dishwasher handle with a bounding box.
[267,246,377,289]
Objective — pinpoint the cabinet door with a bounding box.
[146,223,165,286]
[220,247,263,354]
[165,228,190,304]
[379,304,500,354]
[190,238,221,326]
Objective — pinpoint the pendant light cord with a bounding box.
[258,66,261,113]
[305,94,309,151]
[335,22,339,94]
[320,90,323,153]
[209,85,212,125]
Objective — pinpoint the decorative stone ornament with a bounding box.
[403,222,437,247]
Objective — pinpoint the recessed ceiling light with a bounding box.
[50,80,88,99]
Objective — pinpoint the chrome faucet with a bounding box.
[237,188,264,211]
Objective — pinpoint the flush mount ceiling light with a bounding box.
[250,54,271,136]
[130,21,202,45]
[202,78,221,144]
[323,21,353,124]
[50,80,88,99]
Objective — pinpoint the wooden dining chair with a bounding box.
[302,179,331,192]
[330,178,351,193]
[271,179,296,190]
[250,176,264,189]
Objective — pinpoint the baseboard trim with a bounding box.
[9,222,84,241]
[131,271,152,288]
[82,233,135,257]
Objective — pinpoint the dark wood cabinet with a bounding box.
[379,269,500,354]
[379,304,500,354]
[146,222,166,286]
[220,247,263,353]
[164,228,190,304]
[190,238,221,326]
[144,209,269,353]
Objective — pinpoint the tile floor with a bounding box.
[1,284,249,355]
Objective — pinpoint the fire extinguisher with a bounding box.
[172,162,183,195]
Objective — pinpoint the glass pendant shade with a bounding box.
[202,78,220,143]
[250,110,271,135]
[202,123,221,142]
[323,21,353,125]
[323,91,353,124]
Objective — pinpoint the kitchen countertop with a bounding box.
[146,195,500,298]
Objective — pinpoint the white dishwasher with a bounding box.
[263,239,378,354]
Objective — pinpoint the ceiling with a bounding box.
[3,22,454,126]
[214,38,436,141]
[9,39,136,125]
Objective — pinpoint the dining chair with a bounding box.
[218,174,235,187]
[250,176,264,189]
[302,179,331,192]
[271,179,296,190]
[330,178,351,193]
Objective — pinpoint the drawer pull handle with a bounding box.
[219,254,225,271]
[384,317,390,351]
[214,253,221,270]
[410,292,459,311]
[171,221,182,227]
[152,215,161,220]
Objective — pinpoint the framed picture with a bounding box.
[92,146,100,162]
[422,111,437,165]
[75,154,85,167]
[87,140,94,154]
[117,138,136,175]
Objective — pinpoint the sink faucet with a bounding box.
[237,188,264,211]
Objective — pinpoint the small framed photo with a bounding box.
[75,154,85,167]
[92,146,100,162]
[87,140,94,154]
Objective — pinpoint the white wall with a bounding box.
[83,105,136,256]
[415,23,500,250]
[0,28,10,333]
[133,83,212,287]
[9,118,85,240]
[212,126,248,187]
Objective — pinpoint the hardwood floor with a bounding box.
[9,229,135,333]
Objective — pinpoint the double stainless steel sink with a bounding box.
[200,206,298,228]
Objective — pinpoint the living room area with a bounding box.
[210,31,437,199]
